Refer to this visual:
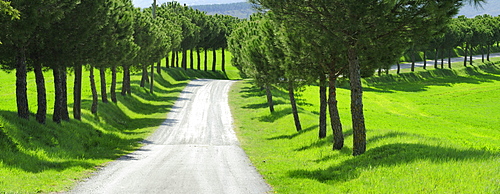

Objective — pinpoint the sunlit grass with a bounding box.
[229,63,500,193]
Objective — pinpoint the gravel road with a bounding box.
[69,79,271,194]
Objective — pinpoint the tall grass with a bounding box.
[229,63,500,193]
[0,50,235,193]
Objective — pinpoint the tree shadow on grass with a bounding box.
[267,125,318,140]
[254,107,292,123]
[364,64,500,92]
[294,129,353,151]
[288,143,496,184]
[0,111,137,173]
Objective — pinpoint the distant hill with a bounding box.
[458,1,500,17]
[191,2,257,19]
[191,1,500,20]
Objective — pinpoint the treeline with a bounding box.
[230,0,483,156]
[0,0,238,124]
[399,14,500,73]
[191,2,256,19]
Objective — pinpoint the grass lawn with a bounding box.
[229,63,500,193]
[0,50,235,193]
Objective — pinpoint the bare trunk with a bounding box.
[410,46,415,72]
[319,73,327,139]
[73,64,82,120]
[157,59,161,75]
[464,44,468,67]
[90,67,98,114]
[423,51,427,70]
[288,82,301,132]
[16,47,29,120]
[347,46,366,156]
[121,64,131,96]
[329,73,343,150]
[190,49,194,69]
[197,47,201,70]
[212,48,217,72]
[434,49,439,69]
[150,62,154,94]
[99,67,108,103]
[204,49,208,71]
[182,49,187,70]
[34,60,46,123]
[222,47,226,72]
[53,66,63,123]
[265,85,274,113]
[110,65,117,103]
[397,61,400,74]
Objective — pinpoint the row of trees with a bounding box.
[230,0,484,156]
[0,0,237,124]
[400,14,500,73]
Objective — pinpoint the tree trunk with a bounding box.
[73,64,82,120]
[440,50,444,69]
[288,82,301,132]
[222,47,226,72]
[157,59,161,75]
[397,61,400,74]
[265,85,274,113]
[487,45,491,61]
[204,49,208,71]
[410,46,415,72]
[90,67,98,114]
[34,59,46,123]
[15,47,29,120]
[434,48,439,69]
[377,67,382,76]
[197,47,201,70]
[464,44,468,67]
[121,64,130,96]
[448,49,452,69]
[61,67,69,121]
[190,49,194,69]
[53,66,63,123]
[140,64,148,87]
[110,65,117,103]
[165,55,169,68]
[182,49,187,70]
[212,48,217,72]
[329,73,344,150]
[423,51,427,70]
[99,67,108,103]
[150,62,154,94]
[469,44,473,66]
[481,45,485,63]
[175,51,179,67]
[347,46,366,156]
[319,73,327,139]
[171,51,176,68]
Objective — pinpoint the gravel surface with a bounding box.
[69,79,271,194]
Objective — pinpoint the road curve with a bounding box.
[69,79,271,194]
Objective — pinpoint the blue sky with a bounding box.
[132,0,246,7]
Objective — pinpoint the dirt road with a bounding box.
[69,79,271,194]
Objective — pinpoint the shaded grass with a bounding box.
[0,50,238,193]
[229,64,500,193]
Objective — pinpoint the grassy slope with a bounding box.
[0,50,235,193]
[229,62,500,193]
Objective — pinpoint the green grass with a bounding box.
[0,50,236,193]
[229,63,500,193]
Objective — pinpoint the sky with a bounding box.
[132,0,245,7]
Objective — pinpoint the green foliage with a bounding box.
[229,63,500,193]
